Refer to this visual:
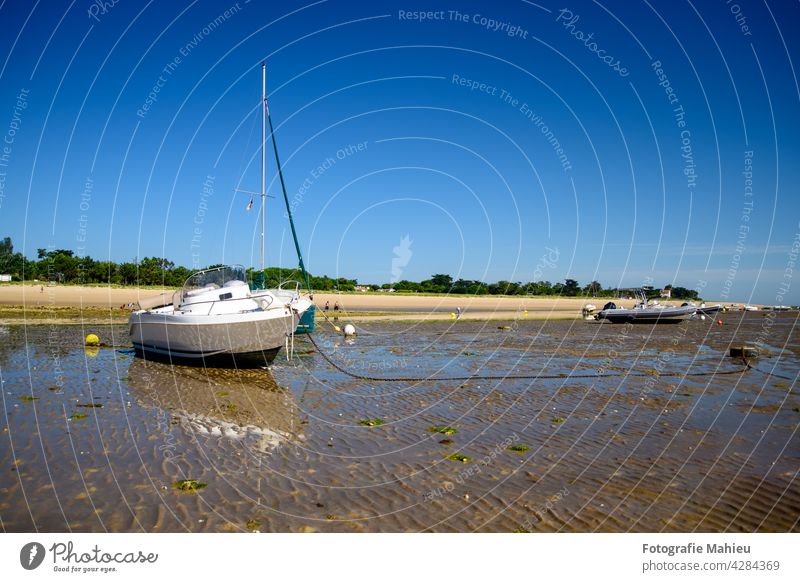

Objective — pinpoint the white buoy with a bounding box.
[343,324,356,336]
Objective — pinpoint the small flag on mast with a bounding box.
[247,194,253,211]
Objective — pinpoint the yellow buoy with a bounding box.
[85,333,100,346]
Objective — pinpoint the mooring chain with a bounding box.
[304,333,752,383]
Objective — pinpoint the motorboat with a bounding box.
[694,303,723,316]
[130,265,312,366]
[130,64,317,365]
[595,292,697,324]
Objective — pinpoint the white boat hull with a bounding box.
[597,305,696,324]
[129,307,299,365]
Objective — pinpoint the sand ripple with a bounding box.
[0,315,797,532]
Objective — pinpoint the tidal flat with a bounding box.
[1,314,798,532]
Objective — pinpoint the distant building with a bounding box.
[354,285,371,292]
[378,287,396,293]
[0,274,11,282]
[660,289,671,299]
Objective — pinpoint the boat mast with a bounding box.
[265,65,313,294]
[260,61,266,273]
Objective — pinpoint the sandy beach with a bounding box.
[0,284,174,308]
[0,283,644,321]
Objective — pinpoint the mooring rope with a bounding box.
[744,365,799,382]
[305,333,752,383]
[314,302,342,332]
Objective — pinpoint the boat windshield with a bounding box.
[182,265,248,294]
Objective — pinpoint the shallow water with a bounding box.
[1,313,798,532]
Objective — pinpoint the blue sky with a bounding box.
[0,0,798,304]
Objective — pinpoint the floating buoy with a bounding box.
[730,346,759,358]
[716,319,723,326]
[450,312,456,319]
[343,324,356,336]
[85,333,100,346]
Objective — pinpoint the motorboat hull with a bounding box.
[129,308,298,367]
[596,307,696,324]
[132,344,283,367]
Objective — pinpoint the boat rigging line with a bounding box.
[303,333,754,383]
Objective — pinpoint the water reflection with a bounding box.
[126,358,300,454]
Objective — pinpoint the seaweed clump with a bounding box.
[172,479,207,493]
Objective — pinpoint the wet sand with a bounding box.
[0,312,798,532]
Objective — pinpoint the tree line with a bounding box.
[386,274,699,300]
[0,238,360,290]
[0,237,700,299]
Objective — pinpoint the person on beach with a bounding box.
[324,300,329,311]
[456,306,462,319]
[334,301,340,312]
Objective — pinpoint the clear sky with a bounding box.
[0,0,798,304]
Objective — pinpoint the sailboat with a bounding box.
[129,63,314,366]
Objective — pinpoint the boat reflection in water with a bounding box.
[126,357,300,455]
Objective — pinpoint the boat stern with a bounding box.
[295,302,315,334]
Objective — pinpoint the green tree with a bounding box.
[310,275,335,291]
[430,274,453,288]
[0,237,24,278]
[488,281,523,295]
[394,280,421,292]
[525,281,554,295]
[335,277,356,292]
[451,279,487,294]
[117,262,138,285]
[49,251,79,282]
[0,237,13,255]
[561,279,580,296]
[669,286,699,300]
[584,280,602,296]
